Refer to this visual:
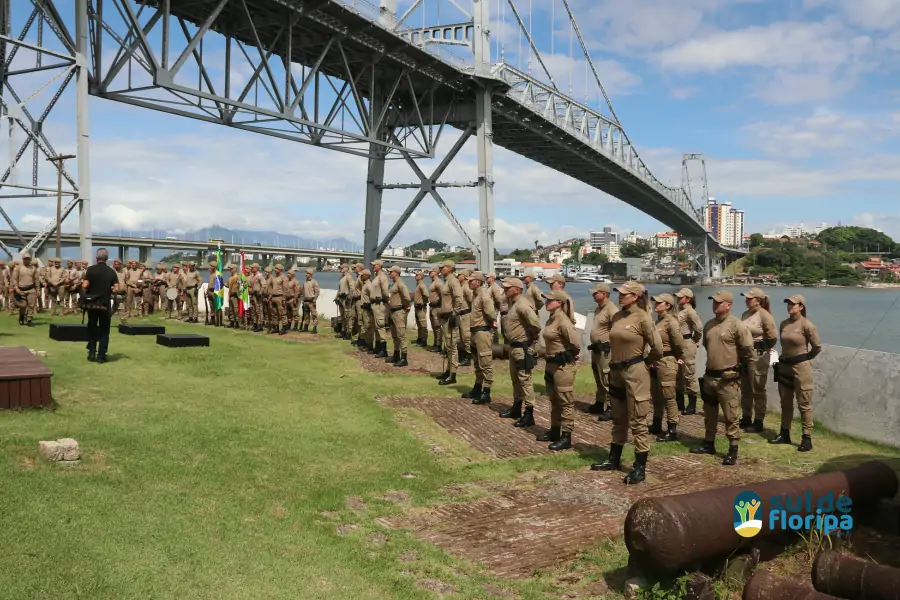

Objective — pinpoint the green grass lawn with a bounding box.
[1,313,897,600]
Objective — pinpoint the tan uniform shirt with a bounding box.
[489,282,507,314]
[47,266,66,287]
[440,274,466,315]
[269,273,288,296]
[0,267,8,290]
[656,313,684,359]
[677,305,703,343]
[590,299,617,345]
[779,315,822,360]
[228,274,240,294]
[610,305,663,364]
[126,267,142,288]
[72,268,85,288]
[388,278,411,309]
[165,271,181,290]
[543,310,580,357]
[559,289,575,323]
[302,278,320,301]
[371,271,389,302]
[702,314,754,371]
[524,281,543,312]
[250,273,264,294]
[414,281,428,307]
[11,264,38,290]
[428,278,442,312]
[288,278,300,299]
[338,274,351,298]
[505,294,541,343]
[116,268,127,291]
[182,270,202,289]
[470,287,496,328]
[462,284,474,309]
[741,307,778,348]
[360,279,372,305]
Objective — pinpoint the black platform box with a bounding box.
[156,334,209,348]
[119,324,165,335]
[49,323,90,342]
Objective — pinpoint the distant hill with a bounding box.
[407,239,448,252]
[100,225,359,252]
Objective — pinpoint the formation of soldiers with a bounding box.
[3,252,822,485]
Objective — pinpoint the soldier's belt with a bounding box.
[428,301,440,308]
[415,304,425,309]
[546,351,574,365]
[19,284,35,291]
[470,325,492,333]
[610,355,645,370]
[186,285,198,290]
[682,334,694,340]
[499,310,508,316]
[780,353,810,365]
[705,365,739,378]
[270,294,283,298]
[457,308,471,316]
[509,341,530,349]
[662,350,676,358]
[753,340,768,351]
[362,302,372,310]
[303,297,315,302]
[370,298,384,304]
[390,306,405,313]
[588,342,611,353]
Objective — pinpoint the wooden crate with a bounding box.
[0,346,53,408]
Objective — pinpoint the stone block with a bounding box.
[623,576,650,599]
[38,440,63,461]
[57,438,80,461]
[683,572,716,600]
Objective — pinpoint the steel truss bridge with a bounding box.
[0,0,744,278]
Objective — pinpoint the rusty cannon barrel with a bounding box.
[812,550,900,600]
[624,461,898,576]
[743,572,841,600]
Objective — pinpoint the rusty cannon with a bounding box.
[624,461,898,576]
[743,571,841,600]
[812,550,900,600]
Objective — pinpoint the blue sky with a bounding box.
[3,0,900,249]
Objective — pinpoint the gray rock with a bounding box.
[38,440,63,461]
[623,576,650,600]
[57,438,80,461]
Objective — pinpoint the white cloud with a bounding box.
[670,86,700,99]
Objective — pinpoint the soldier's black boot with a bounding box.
[513,406,534,428]
[438,372,457,386]
[397,352,409,367]
[462,383,482,399]
[375,341,388,359]
[583,400,603,414]
[312,326,317,334]
[26,319,34,327]
[682,394,697,415]
[598,405,613,422]
[459,350,471,367]
[386,350,399,364]
[500,399,522,419]
[367,341,378,354]
[87,351,96,362]
[591,443,623,471]
[280,325,289,335]
[769,429,792,445]
[690,439,717,455]
[472,388,491,405]
[797,435,813,452]
[624,452,648,484]
[675,391,685,413]
[648,417,664,435]
[18,314,24,325]
[657,424,678,442]
[739,415,752,430]
[537,425,561,442]
[745,418,764,433]
[722,444,738,466]
[548,431,572,451]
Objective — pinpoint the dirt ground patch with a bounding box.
[349,344,517,376]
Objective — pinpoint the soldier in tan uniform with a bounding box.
[36,259,47,313]
[64,259,78,314]
[499,277,542,426]
[539,289,582,450]
[545,273,575,323]
[349,264,364,345]
[225,265,240,328]
[284,268,300,331]
[585,284,617,421]
[11,253,39,325]
[358,269,373,350]
[771,295,821,452]
[181,261,202,322]
[249,263,264,332]
[163,264,181,319]
[5,260,18,314]
[486,272,507,344]
[413,271,429,347]
[151,264,167,314]
[370,260,391,356]
[337,264,352,338]
[522,268,543,312]
[690,290,754,466]
[386,266,411,366]
[591,282,662,484]
[675,288,703,415]
[46,258,66,316]
[0,260,7,311]
[456,270,473,367]
[427,267,443,352]
[463,271,496,404]
[205,261,221,326]
[739,288,778,433]
[649,293,685,442]
[267,264,287,334]
[301,268,320,333]
[111,259,128,322]
[139,262,153,315]
[437,260,466,385]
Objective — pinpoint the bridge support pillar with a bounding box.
[316,257,324,271]
[139,247,150,264]
[363,135,388,268]
[75,0,93,262]
[474,87,495,274]
[118,246,126,262]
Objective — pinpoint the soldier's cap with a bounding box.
[340,263,348,270]
[651,293,676,306]
[209,261,217,268]
[590,283,611,294]
[361,269,371,277]
[546,273,566,283]
[171,263,179,268]
[429,266,439,273]
[415,270,426,277]
[614,281,645,296]
[389,265,402,274]
[264,266,272,273]
[469,271,485,282]
[54,257,61,262]
[441,259,455,269]
[674,288,694,299]
[273,263,282,270]
[372,259,384,266]
[251,262,260,269]
[741,287,767,300]
[785,294,806,305]
[20,251,30,258]
[709,290,734,303]
[157,263,165,268]
[189,261,197,266]
[501,277,524,290]
[306,268,314,274]
[288,267,297,274]
[67,259,74,264]
[541,289,568,302]
[522,268,535,278]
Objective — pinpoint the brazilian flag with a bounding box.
[213,250,225,311]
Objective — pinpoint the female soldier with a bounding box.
[649,294,684,442]
[538,290,582,450]
[771,294,821,452]
[591,282,663,484]
[739,288,778,433]
[675,289,703,415]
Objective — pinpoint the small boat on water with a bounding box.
[570,273,612,284]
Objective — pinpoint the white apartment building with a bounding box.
[701,199,744,247]
[590,227,619,248]
[383,246,406,257]
[781,222,828,238]
[602,242,621,261]
[651,232,678,249]
[548,248,572,263]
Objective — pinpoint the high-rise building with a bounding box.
[702,199,744,247]
[590,227,619,248]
